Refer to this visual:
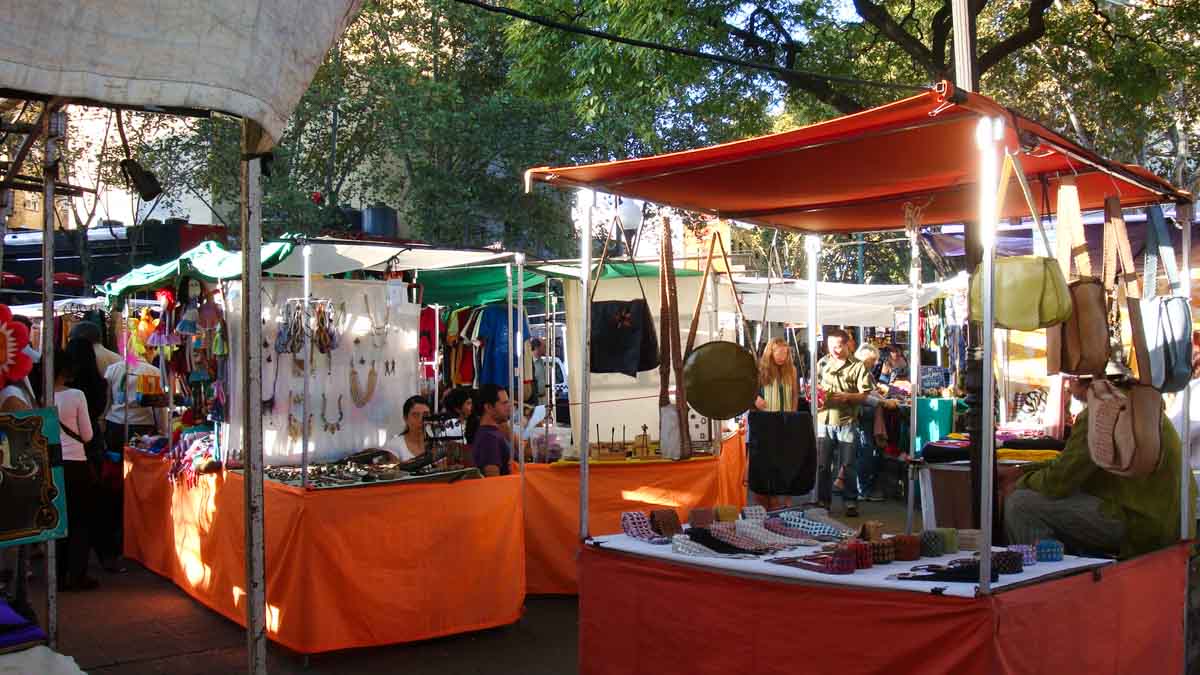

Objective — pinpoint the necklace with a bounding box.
[364,294,389,348]
[350,357,378,408]
[321,392,344,433]
[287,393,312,441]
[262,336,279,413]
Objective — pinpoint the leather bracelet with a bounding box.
[650,509,683,538]
[767,551,856,575]
[741,505,768,521]
[858,520,884,542]
[920,530,945,557]
[1036,539,1065,562]
[892,534,922,561]
[843,540,873,569]
[935,527,959,553]
[992,550,1025,575]
[1007,544,1037,566]
[689,507,715,529]
[957,529,984,551]
[870,539,895,564]
[715,505,740,522]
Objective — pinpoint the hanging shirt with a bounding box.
[419,307,440,378]
[476,305,530,388]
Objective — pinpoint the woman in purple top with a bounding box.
[472,384,512,476]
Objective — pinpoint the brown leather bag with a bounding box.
[1100,196,1146,381]
[1086,380,1162,477]
[1046,178,1108,376]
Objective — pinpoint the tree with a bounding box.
[98,0,601,256]
[505,0,1200,271]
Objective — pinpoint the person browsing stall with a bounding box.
[103,345,166,451]
[1002,375,1197,557]
[472,384,512,477]
[755,337,800,413]
[815,328,874,517]
[398,395,431,461]
[52,351,99,591]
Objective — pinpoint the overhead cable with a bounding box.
[449,0,929,94]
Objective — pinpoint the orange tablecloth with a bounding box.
[123,452,525,654]
[524,433,747,594]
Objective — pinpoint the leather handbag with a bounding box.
[1086,380,1162,478]
[1132,205,1193,393]
[892,534,922,561]
[650,509,683,538]
[1046,178,1108,375]
[970,153,1073,332]
[970,256,1072,331]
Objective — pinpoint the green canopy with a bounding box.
[536,261,701,280]
[417,266,546,307]
[98,239,294,303]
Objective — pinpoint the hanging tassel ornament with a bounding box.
[211,320,229,357]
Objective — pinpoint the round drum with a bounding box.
[683,341,758,420]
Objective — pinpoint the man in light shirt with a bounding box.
[103,345,165,452]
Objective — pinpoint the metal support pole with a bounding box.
[544,281,553,456]
[579,190,595,540]
[1181,202,1193,540]
[951,0,975,92]
[41,109,60,648]
[240,126,267,675]
[805,235,819,418]
[516,253,525,472]
[976,116,1003,594]
[907,225,922,534]
[431,304,441,413]
[300,244,311,489]
[506,263,514,405]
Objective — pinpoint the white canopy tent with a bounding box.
[735,273,967,327]
[265,237,512,276]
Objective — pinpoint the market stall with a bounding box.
[527,81,1194,673]
[110,237,534,653]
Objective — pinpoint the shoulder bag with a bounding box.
[1086,379,1162,477]
[1131,205,1193,393]
[1046,177,1109,375]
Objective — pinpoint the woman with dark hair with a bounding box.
[52,350,99,591]
[398,395,431,461]
[66,337,108,462]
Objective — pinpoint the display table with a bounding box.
[123,451,526,654]
[523,433,747,594]
[579,542,1187,674]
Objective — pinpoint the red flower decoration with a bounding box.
[0,305,32,386]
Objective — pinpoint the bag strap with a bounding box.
[997,151,1052,254]
[684,231,749,356]
[659,225,673,408]
[1102,196,1141,299]
[60,422,85,445]
[1055,177,1092,278]
[1144,205,1180,297]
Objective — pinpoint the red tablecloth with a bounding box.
[578,543,1187,674]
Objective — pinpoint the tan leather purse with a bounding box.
[1046,178,1109,375]
[1086,380,1161,477]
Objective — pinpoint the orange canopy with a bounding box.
[527,82,1191,233]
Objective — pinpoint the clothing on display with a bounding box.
[621,511,669,544]
[589,299,659,377]
[746,411,816,496]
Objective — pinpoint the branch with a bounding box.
[853,0,941,78]
[930,1,952,73]
[977,0,1054,74]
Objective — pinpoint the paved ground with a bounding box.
[28,498,917,674]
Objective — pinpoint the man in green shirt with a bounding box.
[815,328,874,517]
[1002,376,1197,558]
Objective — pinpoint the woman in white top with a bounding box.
[53,350,99,591]
[398,395,431,462]
[0,379,33,412]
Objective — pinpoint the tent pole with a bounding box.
[1181,202,1193,540]
[301,244,311,489]
[516,253,526,473]
[579,190,595,540]
[432,304,441,414]
[545,280,553,455]
[906,223,921,535]
[41,108,60,648]
[506,262,514,420]
[976,116,1002,594]
[805,235,819,433]
[240,123,267,675]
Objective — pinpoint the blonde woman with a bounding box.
[750,338,801,509]
[755,337,799,412]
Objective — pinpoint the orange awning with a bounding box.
[527,82,1191,233]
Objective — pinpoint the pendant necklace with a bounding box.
[287,392,312,441]
[364,294,389,349]
[321,392,344,433]
[349,341,378,408]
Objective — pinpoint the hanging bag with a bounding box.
[1086,379,1162,477]
[1101,196,1146,379]
[970,152,1072,331]
[1132,205,1193,393]
[1046,177,1109,375]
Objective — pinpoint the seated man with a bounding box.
[471,384,512,477]
[1002,375,1197,558]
